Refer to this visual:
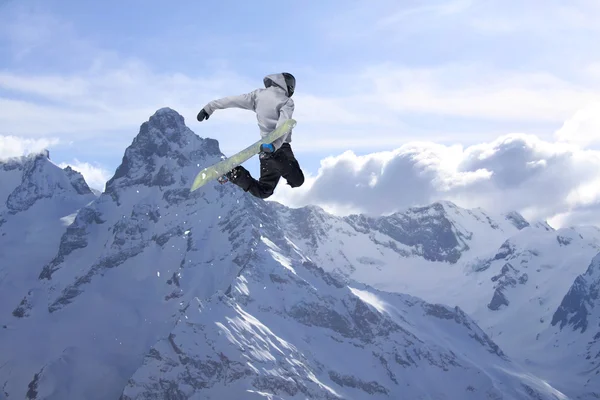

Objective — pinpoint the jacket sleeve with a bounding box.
[271,98,295,151]
[203,91,257,115]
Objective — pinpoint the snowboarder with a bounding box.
[196,72,304,199]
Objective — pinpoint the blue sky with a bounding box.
[2,0,600,226]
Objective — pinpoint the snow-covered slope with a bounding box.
[270,200,537,301]
[0,108,235,400]
[271,200,600,398]
[121,233,564,400]
[456,226,600,398]
[528,252,600,398]
[0,151,96,323]
[0,108,569,400]
[464,225,600,332]
[278,200,526,262]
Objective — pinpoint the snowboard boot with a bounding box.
[259,151,275,160]
[218,166,242,185]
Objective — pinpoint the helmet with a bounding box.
[282,72,295,97]
[264,72,296,97]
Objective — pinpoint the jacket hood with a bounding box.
[264,73,293,97]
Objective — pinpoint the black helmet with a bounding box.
[282,72,295,97]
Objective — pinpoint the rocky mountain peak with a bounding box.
[1,150,47,171]
[147,107,188,135]
[63,166,93,195]
[104,108,222,201]
[3,151,95,213]
[504,211,530,230]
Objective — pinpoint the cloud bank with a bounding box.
[271,103,600,228]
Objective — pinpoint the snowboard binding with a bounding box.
[217,167,241,185]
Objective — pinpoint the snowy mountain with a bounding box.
[465,225,600,330]
[0,151,96,323]
[121,240,562,400]
[270,200,535,296]
[0,107,592,399]
[1,150,94,214]
[460,225,600,399]
[1,108,231,400]
[270,199,600,398]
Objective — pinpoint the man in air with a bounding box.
[197,72,304,199]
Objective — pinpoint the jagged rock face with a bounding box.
[551,254,600,369]
[487,262,529,310]
[0,158,26,219]
[105,107,220,203]
[551,260,598,333]
[344,201,517,263]
[347,203,465,263]
[504,211,530,230]
[0,151,98,325]
[2,152,94,213]
[63,166,93,195]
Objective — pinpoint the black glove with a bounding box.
[197,109,210,122]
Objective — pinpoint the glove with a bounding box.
[260,143,275,153]
[197,109,210,122]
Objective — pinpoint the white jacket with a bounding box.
[202,73,294,151]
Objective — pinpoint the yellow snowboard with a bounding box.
[190,119,297,192]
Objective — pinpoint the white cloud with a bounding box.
[555,101,600,147]
[1,5,599,159]
[376,0,472,29]
[467,1,600,34]
[0,63,255,136]
[0,135,59,160]
[270,131,600,228]
[1,1,598,230]
[359,65,600,123]
[0,6,72,60]
[0,59,406,157]
[587,63,600,80]
[2,5,598,156]
[327,0,600,43]
[58,159,111,192]
[0,72,89,100]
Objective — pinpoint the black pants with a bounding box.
[229,143,304,199]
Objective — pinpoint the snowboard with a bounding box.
[190,118,297,192]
